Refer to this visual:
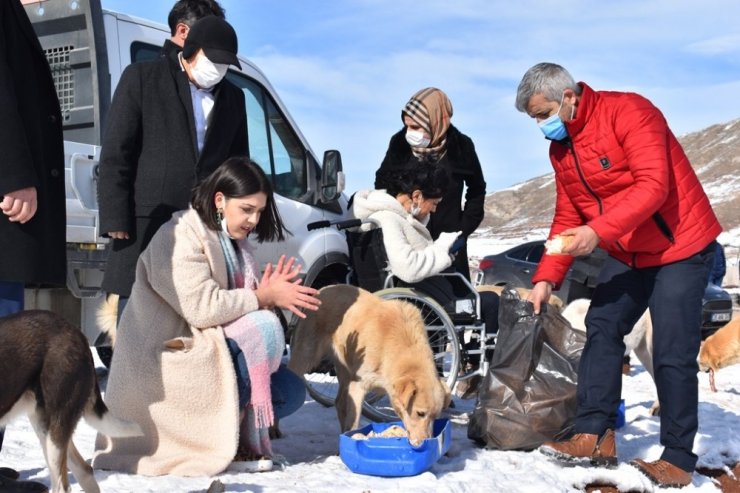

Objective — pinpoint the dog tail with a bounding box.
[84,381,143,438]
[97,293,119,346]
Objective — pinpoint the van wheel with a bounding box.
[96,346,113,369]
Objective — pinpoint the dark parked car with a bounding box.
[478,240,733,338]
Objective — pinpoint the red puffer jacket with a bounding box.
[533,83,722,288]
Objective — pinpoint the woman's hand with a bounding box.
[254,255,321,318]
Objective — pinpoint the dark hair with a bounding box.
[191,157,287,242]
[380,158,449,199]
[167,0,225,36]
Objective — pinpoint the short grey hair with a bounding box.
[515,62,580,113]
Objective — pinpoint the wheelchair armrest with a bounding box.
[434,271,482,321]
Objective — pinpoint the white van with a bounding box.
[23,0,351,351]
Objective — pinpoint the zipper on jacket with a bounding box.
[651,212,675,243]
[630,214,674,269]
[566,140,603,215]
[566,140,630,258]
[565,138,604,215]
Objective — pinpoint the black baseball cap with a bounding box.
[182,16,241,69]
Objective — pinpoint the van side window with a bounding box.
[226,72,308,201]
[131,42,161,63]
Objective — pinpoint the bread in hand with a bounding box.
[545,234,574,255]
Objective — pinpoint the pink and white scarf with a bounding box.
[218,233,285,457]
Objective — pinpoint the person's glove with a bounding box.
[436,231,462,255]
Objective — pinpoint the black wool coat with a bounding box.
[97,54,247,296]
[0,0,66,286]
[375,125,487,279]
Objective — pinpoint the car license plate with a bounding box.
[711,313,731,322]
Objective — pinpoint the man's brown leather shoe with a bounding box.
[630,459,692,488]
[539,430,617,468]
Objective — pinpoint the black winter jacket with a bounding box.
[97,55,247,296]
[0,0,66,286]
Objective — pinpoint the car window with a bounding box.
[527,243,545,263]
[226,72,308,202]
[130,41,160,63]
[507,245,531,261]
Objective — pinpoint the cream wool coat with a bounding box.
[350,189,459,283]
[93,208,261,476]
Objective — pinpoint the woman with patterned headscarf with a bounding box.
[375,87,487,280]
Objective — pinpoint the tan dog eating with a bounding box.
[288,285,449,446]
[699,317,740,392]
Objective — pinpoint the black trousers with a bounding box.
[575,242,715,472]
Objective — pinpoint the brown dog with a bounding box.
[700,317,740,392]
[288,285,449,446]
[0,310,142,493]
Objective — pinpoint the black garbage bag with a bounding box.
[467,286,586,450]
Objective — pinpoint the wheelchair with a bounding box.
[293,218,496,422]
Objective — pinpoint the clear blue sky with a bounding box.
[102,0,740,195]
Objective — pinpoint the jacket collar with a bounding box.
[564,82,597,137]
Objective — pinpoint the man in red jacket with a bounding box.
[515,62,721,488]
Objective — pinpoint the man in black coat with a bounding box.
[376,89,486,281]
[0,1,66,490]
[97,16,248,309]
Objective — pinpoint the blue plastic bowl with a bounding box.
[615,399,626,428]
[339,418,451,477]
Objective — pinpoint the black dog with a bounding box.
[0,310,141,493]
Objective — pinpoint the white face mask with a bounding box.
[189,52,229,89]
[405,129,431,148]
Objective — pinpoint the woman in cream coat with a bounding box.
[93,157,320,476]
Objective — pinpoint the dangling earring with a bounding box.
[218,208,234,238]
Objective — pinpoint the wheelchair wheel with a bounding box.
[301,357,340,408]
[287,330,339,408]
[361,287,461,422]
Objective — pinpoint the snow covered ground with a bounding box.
[2,233,738,492]
[1,342,738,492]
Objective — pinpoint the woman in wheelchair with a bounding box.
[350,159,499,396]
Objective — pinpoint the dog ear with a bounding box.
[393,377,417,413]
